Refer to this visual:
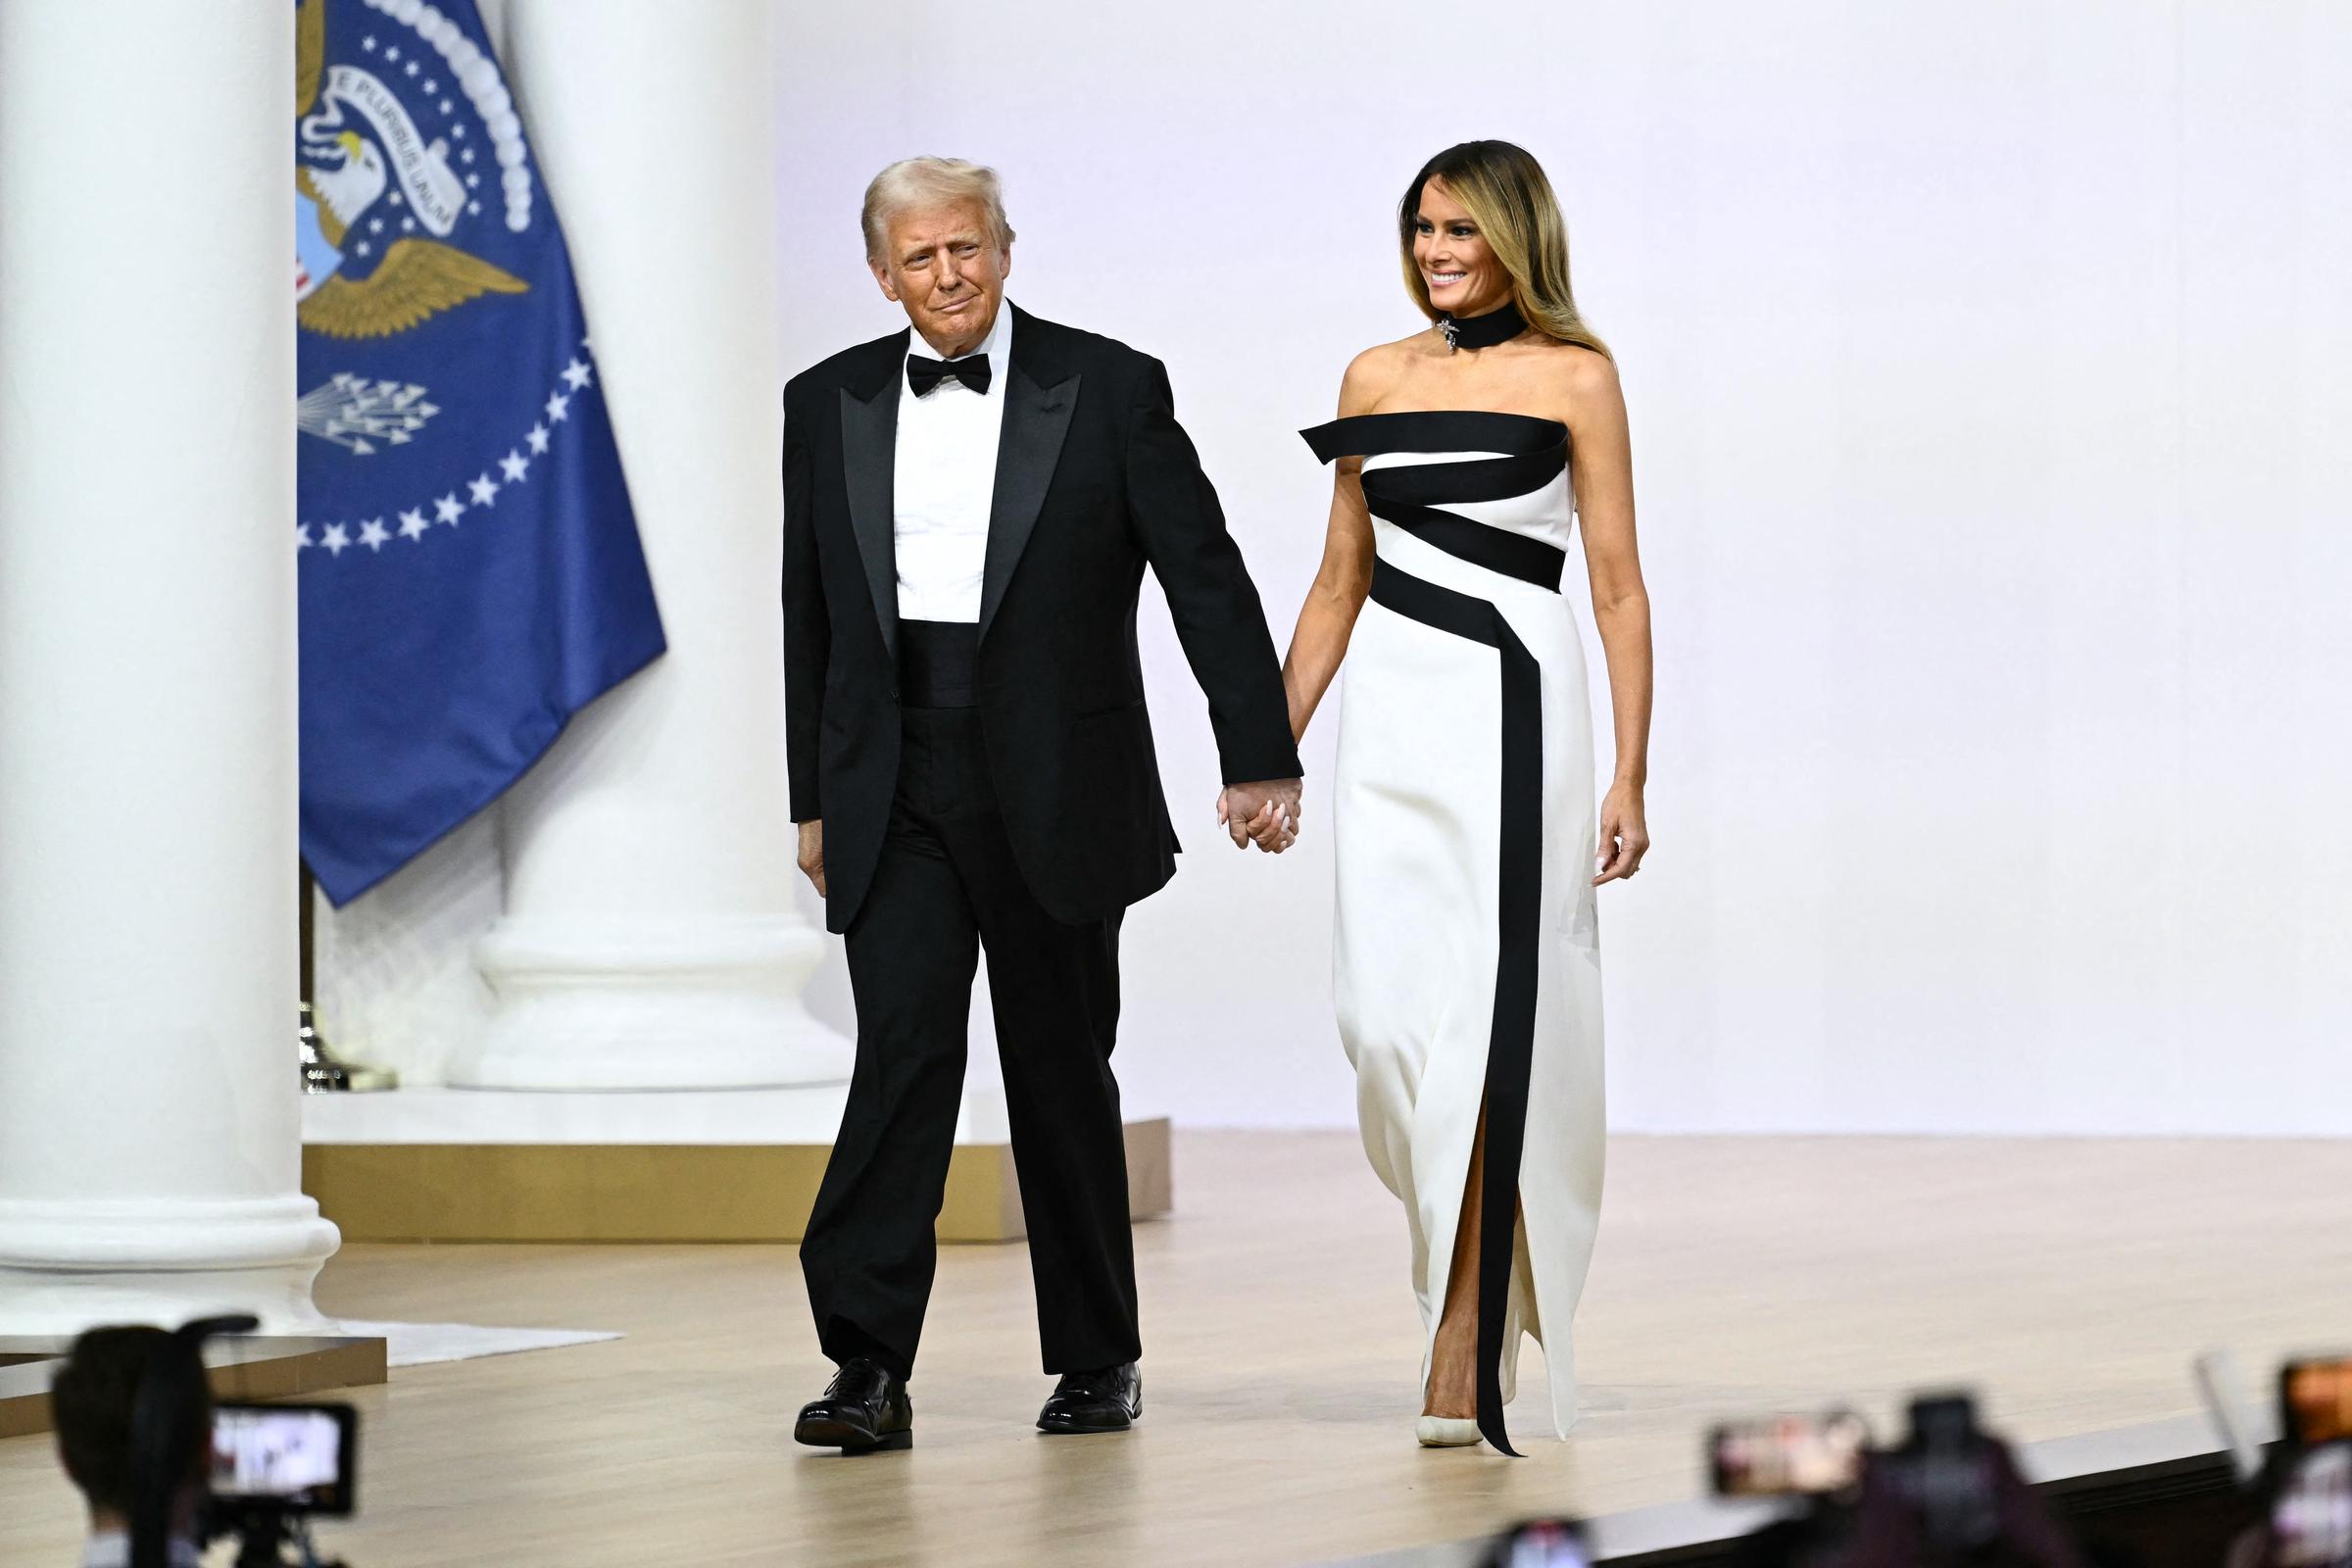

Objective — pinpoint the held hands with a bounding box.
[797,819,827,896]
[1593,781,1649,886]
[1215,778,1303,855]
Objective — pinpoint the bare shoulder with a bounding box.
[1543,341,1621,400]
[1533,341,1625,438]
[1337,334,1421,416]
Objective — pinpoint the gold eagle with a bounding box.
[294,0,529,341]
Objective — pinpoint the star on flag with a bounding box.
[313,385,595,562]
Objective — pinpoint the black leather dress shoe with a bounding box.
[1037,1362,1142,1435]
[793,1357,912,1452]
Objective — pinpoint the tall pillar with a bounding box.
[0,2,339,1331]
[445,0,850,1090]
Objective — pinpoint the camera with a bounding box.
[1715,1394,2086,1568]
[128,1317,361,1568]
[205,1397,362,1567]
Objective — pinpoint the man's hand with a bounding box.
[1215,778,1303,854]
[797,819,827,896]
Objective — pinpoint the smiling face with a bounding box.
[1411,175,1512,318]
[869,198,1010,359]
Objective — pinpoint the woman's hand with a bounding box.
[1214,782,1300,853]
[1593,782,1648,886]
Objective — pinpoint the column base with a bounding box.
[0,1195,340,1335]
[454,914,853,1090]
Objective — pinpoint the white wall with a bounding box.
[321,1,2352,1135]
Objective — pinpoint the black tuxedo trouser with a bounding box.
[799,696,1139,1382]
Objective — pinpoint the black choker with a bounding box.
[1438,300,1526,352]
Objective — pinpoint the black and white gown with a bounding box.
[1301,412,1605,1452]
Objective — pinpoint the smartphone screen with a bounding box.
[1711,1411,1869,1497]
[210,1403,356,1515]
[1493,1519,1592,1568]
[2286,1359,2352,1446]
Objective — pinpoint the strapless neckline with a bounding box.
[1300,410,1567,464]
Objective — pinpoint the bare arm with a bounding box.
[1564,352,1653,884]
[1281,352,1388,742]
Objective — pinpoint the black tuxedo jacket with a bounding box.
[782,305,1301,933]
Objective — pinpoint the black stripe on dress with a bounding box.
[1366,555,1543,1458]
[1301,413,1570,593]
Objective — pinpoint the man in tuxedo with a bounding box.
[783,156,1302,1451]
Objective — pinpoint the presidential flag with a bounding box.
[294,0,664,904]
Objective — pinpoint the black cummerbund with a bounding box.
[899,618,979,709]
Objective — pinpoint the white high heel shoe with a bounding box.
[1416,1415,1481,1447]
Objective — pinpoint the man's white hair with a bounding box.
[860,156,1015,264]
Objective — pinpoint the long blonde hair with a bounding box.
[1398,140,1610,360]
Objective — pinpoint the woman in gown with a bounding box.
[1282,141,1653,1454]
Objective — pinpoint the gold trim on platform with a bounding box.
[303,1117,1172,1244]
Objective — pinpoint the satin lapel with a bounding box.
[979,363,1080,642]
[839,379,900,661]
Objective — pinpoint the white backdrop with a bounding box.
[319,0,2352,1134]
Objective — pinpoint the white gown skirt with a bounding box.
[1333,516,1606,1448]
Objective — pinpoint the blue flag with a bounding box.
[293,0,664,904]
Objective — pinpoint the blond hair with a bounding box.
[860,156,1015,263]
[1398,140,1610,360]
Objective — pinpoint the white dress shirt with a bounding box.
[892,305,1012,624]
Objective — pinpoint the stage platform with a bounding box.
[0,1336,386,1442]
[3,1130,2347,1565]
[300,1086,1170,1244]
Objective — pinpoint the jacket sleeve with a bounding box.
[1122,357,1304,785]
[781,377,828,822]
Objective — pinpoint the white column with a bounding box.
[0,2,339,1331]
[445,0,850,1090]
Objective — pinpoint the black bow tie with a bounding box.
[907,352,992,397]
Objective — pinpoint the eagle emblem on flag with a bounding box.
[292,0,528,339]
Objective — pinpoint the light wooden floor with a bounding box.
[5,1132,2350,1567]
